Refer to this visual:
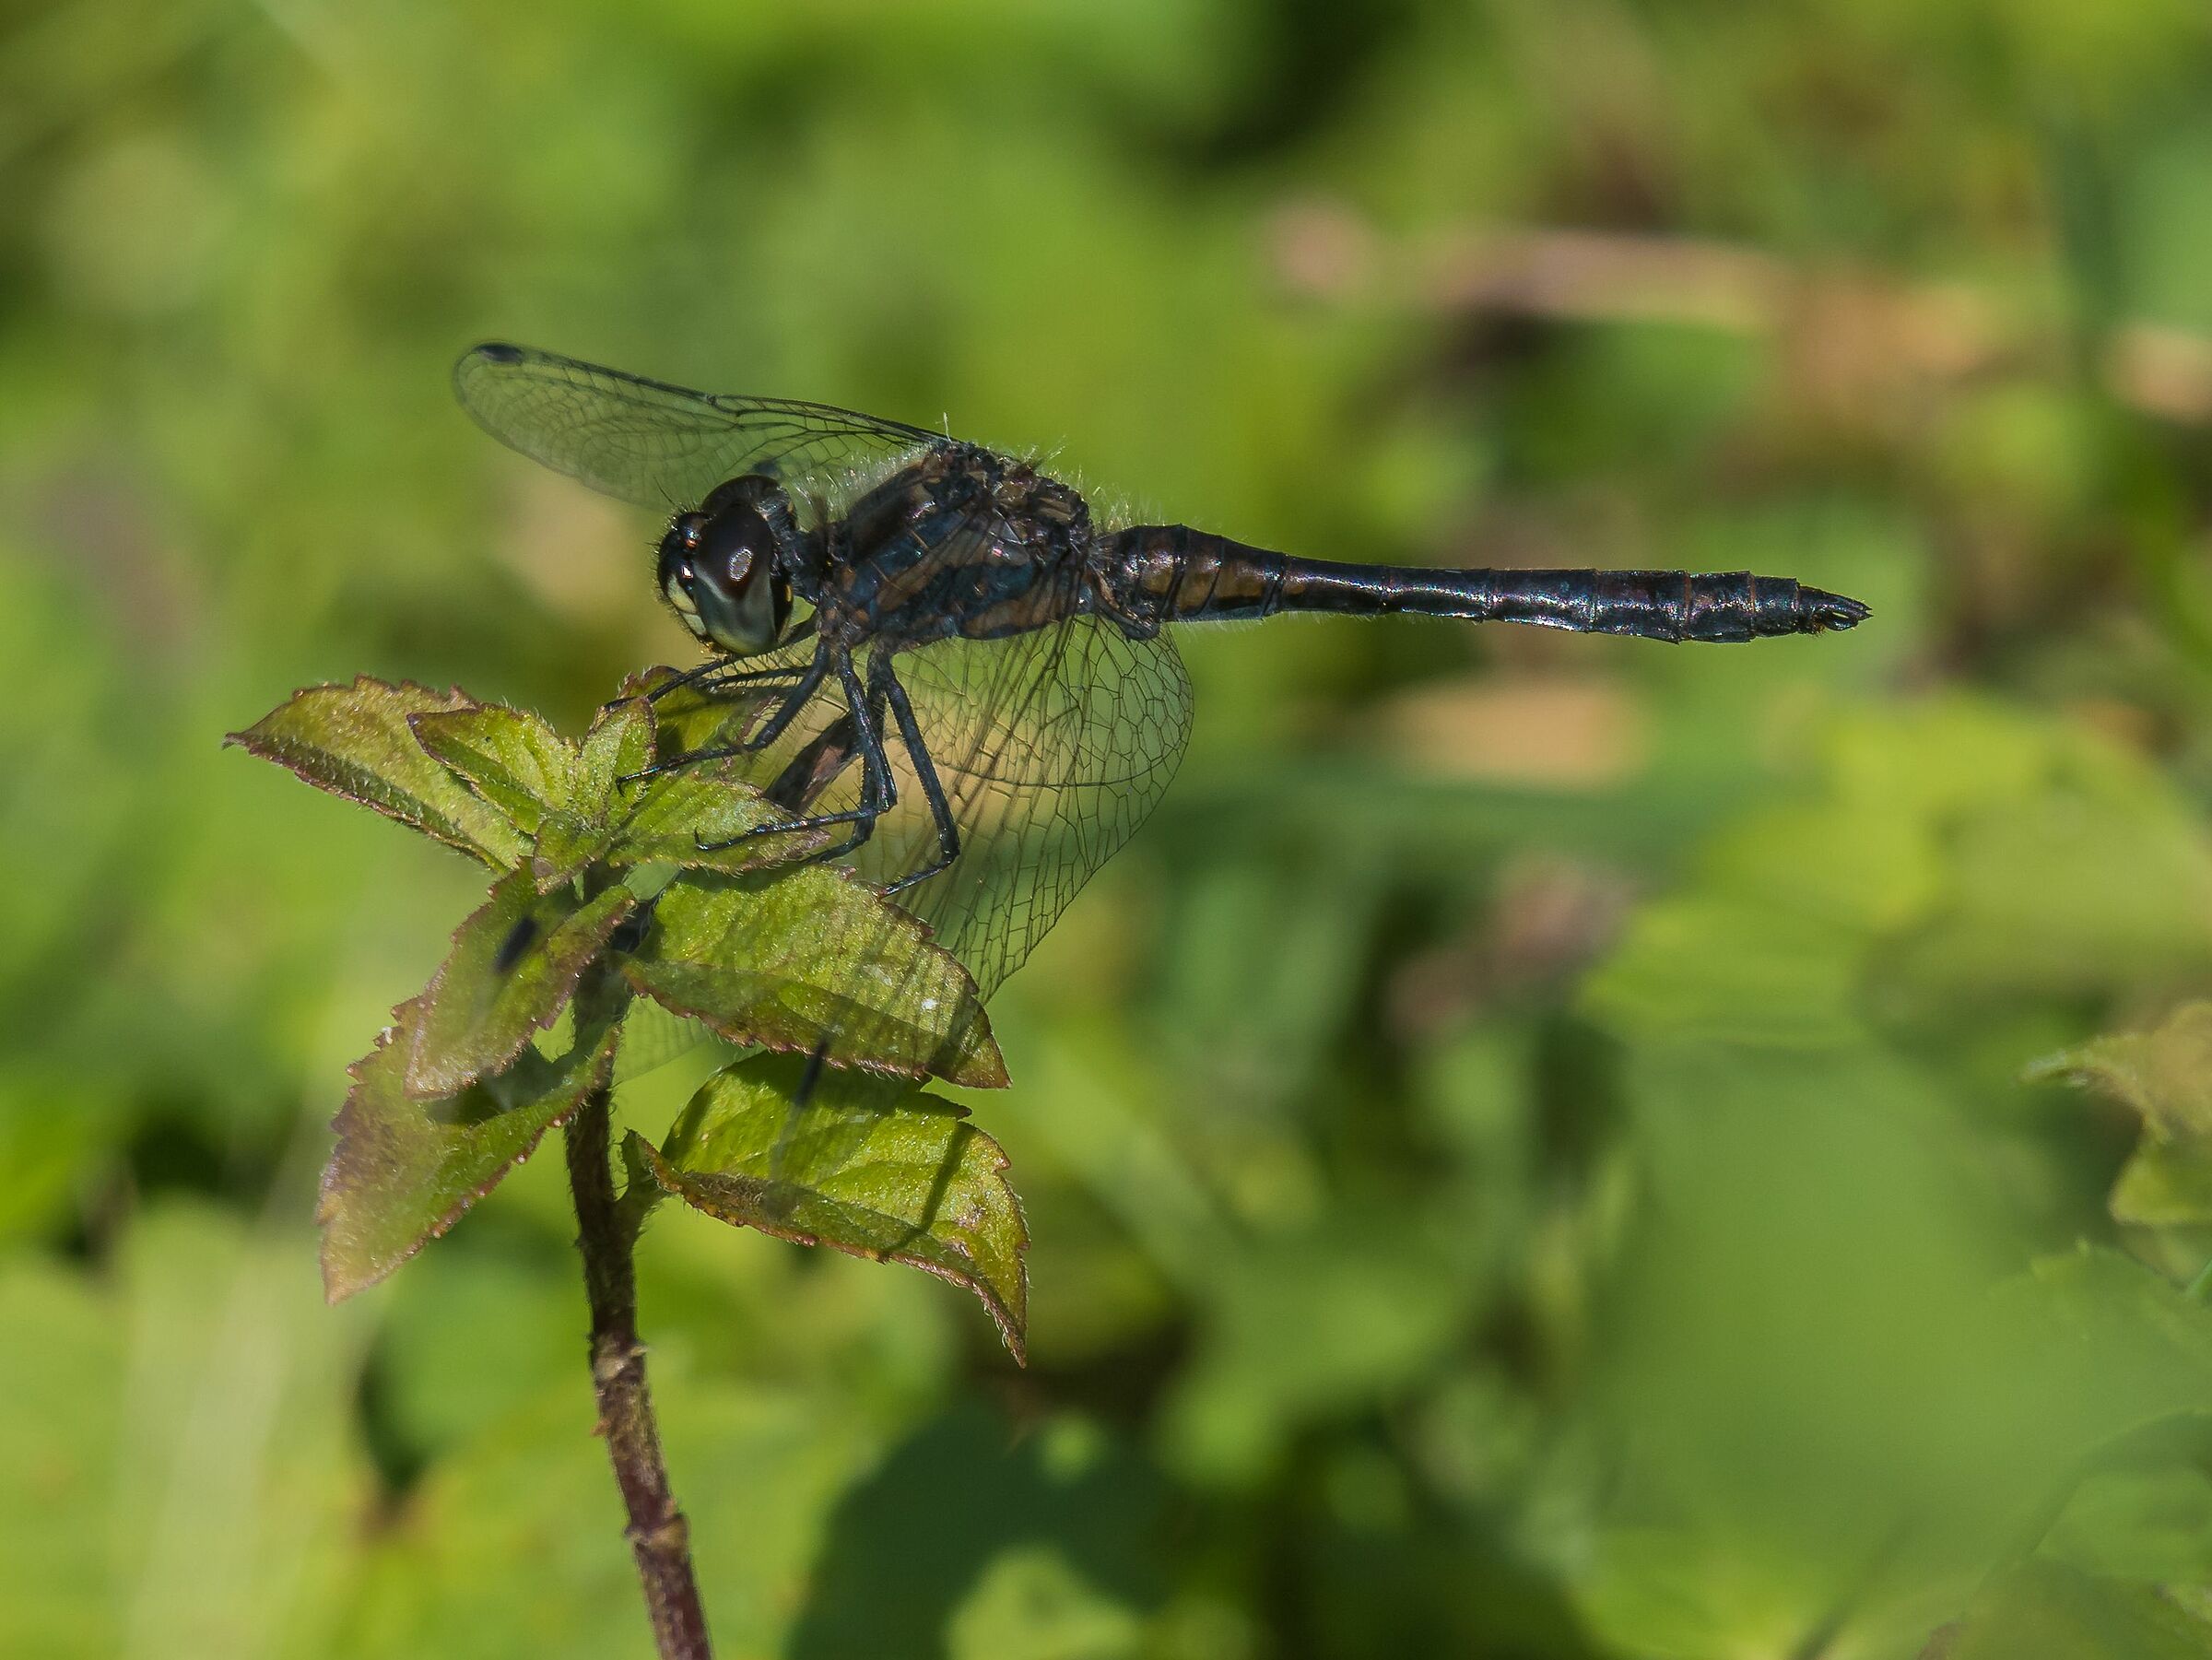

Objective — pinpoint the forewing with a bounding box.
[453,342,947,511]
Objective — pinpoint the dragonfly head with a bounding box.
[657,477,797,656]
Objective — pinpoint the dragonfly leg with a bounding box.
[688,661,809,696]
[641,658,728,702]
[735,645,832,752]
[874,653,959,895]
[620,647,831,785]
[645,616,822,704]
[692,653,898,854]
[1087,569,1164,642]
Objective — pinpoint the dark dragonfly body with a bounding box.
[454,342,1866,1074]
[1104,524,1865,642]
[765,439,1865,653]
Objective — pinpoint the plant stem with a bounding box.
[564,1071,712,1658]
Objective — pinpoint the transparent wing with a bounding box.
[856,618,1194,999]
[664,619,1191,991]
[453,342,948,511]
[635,613,1189,1096]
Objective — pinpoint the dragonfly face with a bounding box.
[655,478,795,655]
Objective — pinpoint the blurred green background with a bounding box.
[15,1,2212,1655]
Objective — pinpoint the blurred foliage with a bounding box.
[13,0,2212,1654]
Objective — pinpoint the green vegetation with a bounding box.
[13,0,2212,1654]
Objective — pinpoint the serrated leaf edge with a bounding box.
[629,1130,1029,1363]
[317,1007,619,1303]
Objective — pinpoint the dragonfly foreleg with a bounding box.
[692,653,898,855]
[735,645,831,753]
[620,646,832,786]
[641,657,729,702]
[875,651,959,895]
[688,660,810,697]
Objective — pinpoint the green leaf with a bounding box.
[604,669,837,872]
[532,697,656,886]
[633,1054,1028,1360]
[408,702,574,833]
[1999,1247,2212,1422]
[321,999,618,1300]
[1941,1560,2212,1659]
[407,869,636,1098]
[622,870,1006,1089]
[575,697,656,815]
[2028,1005,2212,1229]
[226,677,527,867]
[607,760,838,876]
[622,664,782,760]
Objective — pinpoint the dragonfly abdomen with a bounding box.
[1104,526,1868,642]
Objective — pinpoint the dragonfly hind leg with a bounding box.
[875,652,959,895]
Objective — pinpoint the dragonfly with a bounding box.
[455,342,1867,1082]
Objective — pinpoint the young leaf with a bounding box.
[632,1054,1028,1360]
[409,703,575,833]
[533,698,658,887]
[2028,1004,2212,1229]
[408,869,637,1098]
[621,665,783,761]
[573,697,657,817]
[608,762,838,876]
[621,870,1006,1088]
[321,1005,618,1301]
[227,677,527,867]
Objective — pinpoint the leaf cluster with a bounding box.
[229,675,1027,1356]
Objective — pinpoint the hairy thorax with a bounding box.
[818,445,1102,650]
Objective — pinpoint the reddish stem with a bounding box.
[564,1080,712,1659]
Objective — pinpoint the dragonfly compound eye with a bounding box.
[655,513,710,638]
[685,501,782,654]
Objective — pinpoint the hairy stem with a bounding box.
[564,1057,712,1658]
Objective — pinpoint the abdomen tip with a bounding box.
[1803,588,1871,631]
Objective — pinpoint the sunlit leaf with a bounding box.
[409,702,575,833]
[607,761,837,876]
[632,1054,1028,1360]
[2028,1005,2212,1230]
[622,870,1006,1089]
[620,665,782,761]
[573,697,657,818]
[406,869,635,1098]
[533,698,657,886]
[321,1000,618,1301]
[226,677,526,867]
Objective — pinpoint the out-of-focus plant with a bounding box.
[229,673,1027,1659]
